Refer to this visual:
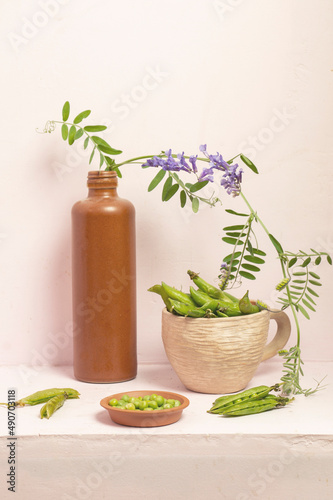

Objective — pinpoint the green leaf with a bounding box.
[104,156,115,167]
[62,101,70,121]
[301,257,311,267]
[297,304,310,320]
[73,110,91,124]
[269,234,284,254]
[84,125,107,132]
[225,209,249,217]
[222,237,244,246]
[239,270,256,280]
[164,183,179,201]
[327,255,332,265]
[290,285,304,290]
[244,255,265,264]
[180,190,186,208]
[114,167,122,178]
[288,257,297,268]
[225,232,247,238]
[309,271,320,280]
[89,147,95,164]
[99,152,104,167]
[252,248,266,256]
[309,280,322,286]
[240,154,259,174]
[293,279,306,284]
[189,181,209,193]
[302,299,316,312]
[315,256,322,265]
[74,128,84,140]
[192,197,199,213]
[305,293,316,305]
[162,177,173,201]
[83,137,89,150]
[91,136,122,155]
[247,240,254,255]
[307,287,319,297]
[223,225,247,231]
[223,251,242,263]
[293,271,306,276]
[148,169,166,192]
[61,123,68,140]
[241,263,261,272]
[68,125,76,145]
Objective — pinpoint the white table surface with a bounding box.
[1,361,332,500]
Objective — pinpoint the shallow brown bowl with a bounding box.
[100,390,190,427]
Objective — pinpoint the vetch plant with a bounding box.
[41,101,332,396]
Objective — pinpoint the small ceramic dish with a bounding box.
[100,390,190,427]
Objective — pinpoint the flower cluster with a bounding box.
[142,145,243,197]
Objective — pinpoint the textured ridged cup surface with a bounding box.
[161,308,291,394]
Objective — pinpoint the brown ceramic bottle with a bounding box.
[71,171,137,383]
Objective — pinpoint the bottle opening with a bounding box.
[87,170,118,188]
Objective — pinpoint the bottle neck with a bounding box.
[87,171,118,197]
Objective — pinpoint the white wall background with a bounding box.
[1,0,332,369]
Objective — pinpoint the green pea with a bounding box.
[150,394,158,401]
[108,398,119,407]
[121,394,130,402]
[166,399,175,407]
[173,400,181,407]
[138,401,148,411]
[148,400,158,409]
[143,407,154,411]
[143,395,151,401]
[163,403,172,409]
[116,400,126,407]
[124,403,136,411]
[156,395,165,407]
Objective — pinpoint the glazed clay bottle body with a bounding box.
[72,171,137,383]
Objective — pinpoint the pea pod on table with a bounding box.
[221,396,293,417]
[8,388,80,407]
[208,384,280,413]
[40,392,68,419]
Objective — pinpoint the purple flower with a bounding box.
[198,167,215,182]
[189,155,198,173]
[142,144,243,196]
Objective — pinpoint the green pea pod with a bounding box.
[219,303,242,317]
[40,392,68,419]
[216,310,228,317]
[239,290,260,315]
[209,384,280,412]
[169,299,191,316]
[187,270,234,303]
[148,284,172,312]
[161,282,196,307]
[189,286,214,307]
[186,307,209,318]
[14,388,80,407]
[222,396,293,417]
[199,299,220,312]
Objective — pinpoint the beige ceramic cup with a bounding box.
[161,307,291,394]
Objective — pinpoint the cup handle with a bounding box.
[261,310,291,361]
